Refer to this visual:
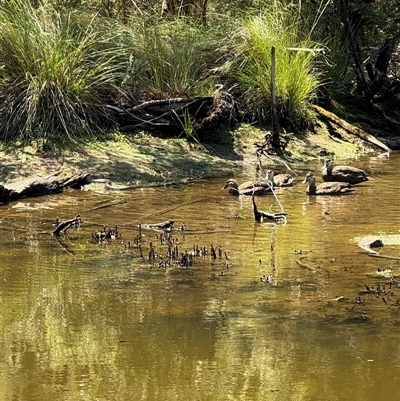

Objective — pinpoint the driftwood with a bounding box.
[140,220,175,231]
[0,170,90,203]
[313,105,391,153]
[53,214,82,236]
[357,235,384,255]
[102,87,237,138]
[368,254,400,260]
[90,178,137,191]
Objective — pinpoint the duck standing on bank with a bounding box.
[322,159,368,184]
[222,178,272,196]
[265,169,294,187]
[302,172,354,195]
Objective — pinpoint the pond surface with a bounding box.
[1,153,399,401]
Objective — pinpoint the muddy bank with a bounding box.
[0,124,392,189]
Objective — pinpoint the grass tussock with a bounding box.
[128,19,215,99]
[228,3,323,125]
[0,0,328,142]
[0,0,131,141]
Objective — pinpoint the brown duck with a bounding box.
[302,172,354,195]
[222,178,272,196]
[265,170,294,187]
[322,159,368,184]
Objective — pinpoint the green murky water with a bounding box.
[1,153,399,401]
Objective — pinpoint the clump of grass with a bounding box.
[0,0,327,144]
[0,0,131,142]
[128,19,213,99]
[227,2,323,126]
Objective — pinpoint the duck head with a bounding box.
[322,159,333,173]
[302,172,315,184]
[265,169,274,181]
[222,179,238,190]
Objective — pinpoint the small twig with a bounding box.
[261,149,297,175]
[256,171,287,215]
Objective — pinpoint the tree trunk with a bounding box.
[367,36,400,97]
[340,0,400,100]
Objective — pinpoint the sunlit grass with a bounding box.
[127,19,214,99]
[228,3,323,125]
[0,0,327,143]
[0,0,132,141]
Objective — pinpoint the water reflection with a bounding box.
[1,153,399,401]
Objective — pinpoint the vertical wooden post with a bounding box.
[270,46,280,146]
[201,0,208,25]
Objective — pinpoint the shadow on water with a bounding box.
[1,153,399,401]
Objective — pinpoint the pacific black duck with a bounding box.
[252,196,287,223]
[322,159,368,184]
[302,172,354,195]
[265,170,294,187]
[222,179,272,196]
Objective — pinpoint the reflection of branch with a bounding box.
[52,235,74,255]
[368,254,400,261]
[270,225,276,268]
[295,256,315,271]
[252,196,287,224]
[84,199,127,213]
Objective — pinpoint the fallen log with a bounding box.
[313,105,391,153]
[101,87,237,137]
[0,170,90,203]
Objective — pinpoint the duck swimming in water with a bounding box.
[322,159,368,184]
[252,196,288,223]
[302,172,354,195]
[222,178,272,196]
[265,170,294,187]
